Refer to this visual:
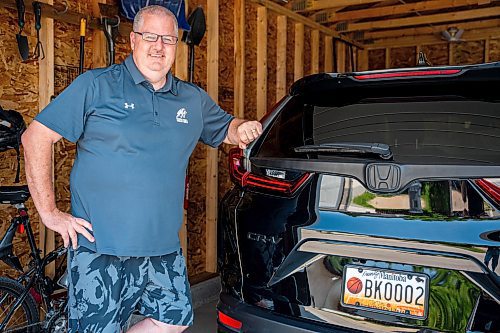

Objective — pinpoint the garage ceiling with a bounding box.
[287,0,500,47]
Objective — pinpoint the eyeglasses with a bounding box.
[133,31,178,45]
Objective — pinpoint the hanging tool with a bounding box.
[79,18,86,74]
[15,0,29,61]
[31,1,45,61]
[181,6,206,83]
[102,16,120,66]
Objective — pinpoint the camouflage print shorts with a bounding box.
[67,246,194,333]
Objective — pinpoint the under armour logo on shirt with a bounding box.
[176,108,188,124]
[124,103,135,109]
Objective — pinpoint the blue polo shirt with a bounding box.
[35,55,234,256]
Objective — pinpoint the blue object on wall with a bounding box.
[120,0,191,31]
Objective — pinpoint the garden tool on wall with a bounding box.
[79,18,86,74]
[15,0,29,61]
[181,6,206,83]
[30,1,45,61]
[102,16,120,66]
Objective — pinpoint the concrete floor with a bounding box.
[186,300,218,333]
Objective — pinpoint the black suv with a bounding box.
[217,62,500,332]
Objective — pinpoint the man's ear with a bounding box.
[130,31,136,51]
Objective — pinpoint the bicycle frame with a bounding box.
[0,203,67,332]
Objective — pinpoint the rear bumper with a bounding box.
[217,293,361,333]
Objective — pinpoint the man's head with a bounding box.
[130,6,178,88]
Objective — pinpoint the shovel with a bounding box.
[15,0,29,61]
[181,6,206,83]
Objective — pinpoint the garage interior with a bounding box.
[0,0,499,285]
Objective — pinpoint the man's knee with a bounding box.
[148,317,189,333]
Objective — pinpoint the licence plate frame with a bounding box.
[341,265,429,320]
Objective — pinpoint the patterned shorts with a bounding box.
[67,246,194,333]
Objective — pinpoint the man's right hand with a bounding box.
[40,209,94,249]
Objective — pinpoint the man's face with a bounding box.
[130,13,177,85]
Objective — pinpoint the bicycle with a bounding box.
[0,185,68,332]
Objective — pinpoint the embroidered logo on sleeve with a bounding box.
[124,102,135,109]
[176,108,189,124]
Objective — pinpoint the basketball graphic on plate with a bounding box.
[347,277,363,294]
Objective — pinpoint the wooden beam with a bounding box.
[291,0,383,12]
[247,0,363,48]
[257,6,267,119]
[92,0,107,68]
[357,48,368,71]
[276,15,287,101]
[206,0,219,273]
[385,48,391,69]
[175,0,189,261]
[294,23,304,81]
[311,30,320,74]
[449,43,454,65]
[336,42,346,72]
[336,7,500,32]
[38,0,55,278]
[368,27,500,48]
[485,38,490,62]
[324,35,333,72]
[314,0,482,24]
[364,18,500,40]
[234,0,245,118]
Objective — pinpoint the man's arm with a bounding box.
[22,121,94,249]
[223,118,263,149]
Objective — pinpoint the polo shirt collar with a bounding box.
[124,54,178,95]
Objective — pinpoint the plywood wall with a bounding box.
[367,39,500,70]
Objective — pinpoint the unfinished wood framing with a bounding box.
[248,0,362,48]
[339,7,500,33]
[385,48,391,69]
[292,0,382,12]
[324,36,333,72]
[370,27,500,48]
[336,41,346,72]
[234,0,245,118]
[358,49,368,71]
[311,30,320,74]
[449,44,455,65]
[276,15,287,102]
[365,18,500,40]
[485,39,490,62]
[294,23,304,81]
[314,0,481,24]
[257,6,268,119]
[39,0,55,278]
[92,0,107,68]
[206,0,219,273]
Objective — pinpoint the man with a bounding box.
[22,5,262,333]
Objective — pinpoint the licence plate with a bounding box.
[341,265,429,319]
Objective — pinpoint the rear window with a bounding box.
[257,97,500,166]
[318,176,499,220]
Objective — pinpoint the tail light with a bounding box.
[229,148,310,195]
[217,310,242,330]
[353,69,461,80]
[475,179,500,205]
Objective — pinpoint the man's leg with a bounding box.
[67,247,147,333]
[127,317,188,333]
[135,250,194,331]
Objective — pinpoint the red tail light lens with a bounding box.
[475,179,500,205]
[354,69,461,80]
[218,310,242,330]
[229,148,310,195]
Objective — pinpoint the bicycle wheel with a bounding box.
[0,277,40,333]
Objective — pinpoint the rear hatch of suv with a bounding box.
[221,63,500,332]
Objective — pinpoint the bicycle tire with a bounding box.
[0,277,40,333]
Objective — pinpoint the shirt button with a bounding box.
[155,112,158,116]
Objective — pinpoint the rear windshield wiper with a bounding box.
[294,142,393,160]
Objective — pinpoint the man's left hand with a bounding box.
[235,120,263,149]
